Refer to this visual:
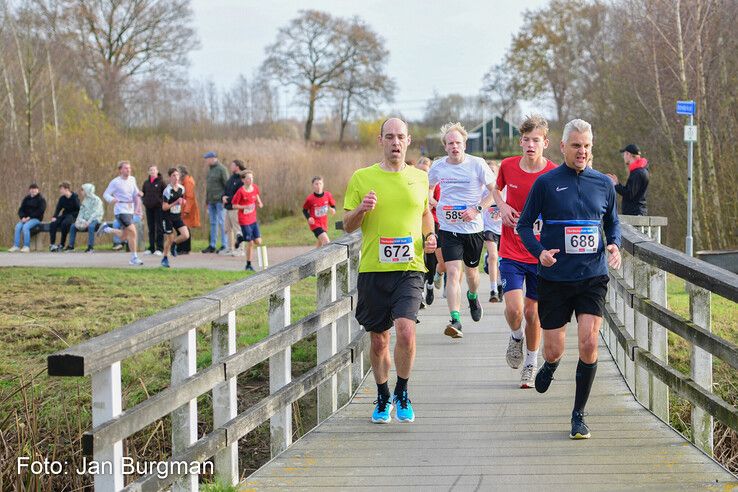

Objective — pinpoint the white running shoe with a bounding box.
[129,257,144,266]
[153,250,163,256]
[8,246,19,252]
[20,246,30,253]
[143,250,153,255]
[506,336,524,369]
[520,364,537,389]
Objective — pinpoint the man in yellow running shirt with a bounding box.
[344,117,437,424]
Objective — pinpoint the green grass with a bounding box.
[0,266,320,489]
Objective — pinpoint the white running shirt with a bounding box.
[103,176,140,215]
[428,155,494,234]
[482,188,503,235]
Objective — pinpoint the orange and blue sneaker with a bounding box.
[371,394,392,424]
[393,391,415,423]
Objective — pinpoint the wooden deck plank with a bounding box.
[244,286,737,490]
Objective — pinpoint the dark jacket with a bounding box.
[222,173,243,210]
[518,164,621,282]
[615,166,649,216]
[142,174,165,208]
[53,193,80,219]
[18,193,47,221]
[206,162,229,204]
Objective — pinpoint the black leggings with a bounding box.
[424,252,438,284]
[145,206,164,252]
[49,214,75,246]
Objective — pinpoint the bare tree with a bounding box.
[53,0,199,119]
[261,10,358,141]
[331,17,395,142]
[222,74,251,127]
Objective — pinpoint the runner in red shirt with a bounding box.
[231,170,264,271]
[302,176,336,247]
[492,115,557,388]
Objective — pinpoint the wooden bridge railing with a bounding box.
[47,233,367,491]
[603,215,738,456]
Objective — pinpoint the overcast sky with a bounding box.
[188,0,550,120]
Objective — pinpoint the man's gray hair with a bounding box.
[562,119,592,143]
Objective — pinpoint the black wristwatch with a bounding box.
[475,205,483,212]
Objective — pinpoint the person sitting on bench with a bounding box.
[9,183,46,252]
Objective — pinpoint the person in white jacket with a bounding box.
[98,160,144,265]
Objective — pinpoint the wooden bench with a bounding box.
[30,220,144,251]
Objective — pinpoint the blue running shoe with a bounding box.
[161,256,170,268]
[393,391,415,423]
[371,395,392,424]
[171,244,178,257]
[570,411,591,439]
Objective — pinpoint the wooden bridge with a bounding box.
[47,216,738,491]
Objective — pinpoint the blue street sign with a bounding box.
[676,100,695,115]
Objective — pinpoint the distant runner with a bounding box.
[302,176,336,247]
[428,122,495,339]
[160,167,190,268]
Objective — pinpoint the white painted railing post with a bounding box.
[633,256,650,404]
[688,282,713,454]
[317,265,338,422]
[91,362,124,490]
[212,311,238,484]
[171,329,198,491]
[268,287,292,456]
[336,260,352,406]
[649,265,669,421]
[348,250,365,390]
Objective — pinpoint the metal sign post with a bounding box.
[677,100,697,256]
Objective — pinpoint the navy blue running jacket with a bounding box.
[517,164,621,282]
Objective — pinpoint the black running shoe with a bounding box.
[535,362,556,393]
[202,246,216,253]
[425,283,434,306]
[444,319,463,338]
[468,291,483,322]
[570,411,591,439]
[489,290,500,303]
[234,234,244,250]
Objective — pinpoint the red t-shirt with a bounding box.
[431,184,441,224]
[232,184,260,225]
[496,156,557,264]
[303,191,336,230]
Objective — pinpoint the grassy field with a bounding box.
[0,267,322,490]
[665,275,738,471]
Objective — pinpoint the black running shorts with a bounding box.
[162,215,185,235]
[312,227,326,238]
[355,271,424,333]
[537,275,609,330]
[438,230,484,268]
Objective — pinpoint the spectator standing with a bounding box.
[10,183,46,252]
[223,159,246,255]
[142,165,165,255]
[202,151,229,253]
[178,165,200,254]
[49,181,80,251]
[68,183,104,252]
[607,144,649,216]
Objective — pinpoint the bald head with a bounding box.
[380,117,408,137]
